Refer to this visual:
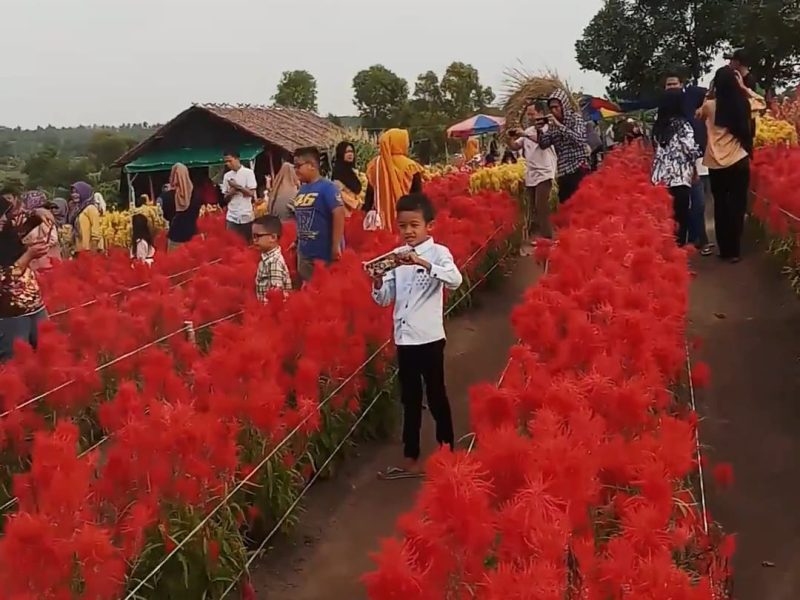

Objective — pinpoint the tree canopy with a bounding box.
[725,0,800,92]
[272,70,319,111]
[576,0,800,99]
[352,65,410,130]
[575,0,728,99]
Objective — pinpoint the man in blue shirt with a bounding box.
[665,72,714,255]
[290,147,346,283]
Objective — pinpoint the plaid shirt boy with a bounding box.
[255,246,292,302]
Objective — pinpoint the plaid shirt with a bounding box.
[255,247,292,302]
[538,90,589,177]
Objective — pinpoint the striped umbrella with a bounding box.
[447,114,506,139]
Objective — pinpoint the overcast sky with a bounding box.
[2,0,606,128]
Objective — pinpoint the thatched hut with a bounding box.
[113,103,342,205]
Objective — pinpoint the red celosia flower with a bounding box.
[241,579,257,600]
[207,539,220,568]
[691,361,712,388]
[712,462,734,489]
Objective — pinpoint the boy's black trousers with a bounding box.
[396,339,454,461]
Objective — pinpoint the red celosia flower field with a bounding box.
[751,145,800,295]
[0,174,517,599]
[363,148,734,600]
[752,145,800,239]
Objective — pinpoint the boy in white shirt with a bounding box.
[371,193,463,479]
[221,149,257,242]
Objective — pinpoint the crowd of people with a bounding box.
[0,51,770,476]
[0,180,112,359]
[652,50,764,263]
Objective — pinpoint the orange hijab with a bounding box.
[366,129,423,232]
[169,163,194,212]
[464,137,480,161]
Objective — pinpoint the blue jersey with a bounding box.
[292,179,343,262]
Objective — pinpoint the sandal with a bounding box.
[378,466,424,481]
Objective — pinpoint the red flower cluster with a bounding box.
[363,147,733,600]
[751,145,800,240]
[0,175,517,598]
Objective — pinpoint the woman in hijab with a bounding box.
[331,141,363,217]
[365,129,424,232]
[93,192,107,215]
[464,137,480,163]
[166,163,201,250]
[20,191,62,268]
[0,189,50,361]
[651,89,702,246]
[49,197,68,228]
[697,66,759,263]
[268,162,300,221]
[68,181,104,253]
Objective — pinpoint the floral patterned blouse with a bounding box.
[0,207,44,318]
[651,121,703,188]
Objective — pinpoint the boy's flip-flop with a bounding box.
[378,466,424,481]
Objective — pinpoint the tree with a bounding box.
[575,0,728,99]
[272,70,319,111]
[22,146,90,191]
[352,65,409,129]
[408,71,450,160]
[87,131,136,171]
[411,71,446,115]
[725,0,800,92]
[439,62,495,120]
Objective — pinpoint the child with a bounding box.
[290,146,345,283]
[131,213,155,265]
[252,215,292,302]
[371,193,463,480]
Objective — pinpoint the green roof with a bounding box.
[124,144,262,173]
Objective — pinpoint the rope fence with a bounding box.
[124,229,516,599]
[48,258,225,318]
[756,194,800,226]
[1,222,513,525]
[457,255,714,594]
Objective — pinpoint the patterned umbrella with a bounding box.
[447,114,506,139]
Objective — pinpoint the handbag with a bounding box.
[363,157,382,231]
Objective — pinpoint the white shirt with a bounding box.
[222,166,257,224]
[132,240,155,265]
[517,126,557,188]
[605,127,616,148]
[695,157,709,177]
[372,238,463,346]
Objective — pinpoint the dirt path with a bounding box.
[690,226,800,599]
[249,257,541,600]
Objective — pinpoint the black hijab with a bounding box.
[653,89,689,147]
[712,66,753,154]
[332,142,362,195]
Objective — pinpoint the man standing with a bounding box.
[290,147,346,283]
[221,149,257,242]
[664,71,714,255]
[537,89,589,203]
[726,49,757,91]
[507,101,557,250]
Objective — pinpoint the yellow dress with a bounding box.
[76,204,105,252]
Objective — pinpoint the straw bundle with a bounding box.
[501,67,580,129]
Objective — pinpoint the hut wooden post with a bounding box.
[148,176,155,207]
[127,172,135,210]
